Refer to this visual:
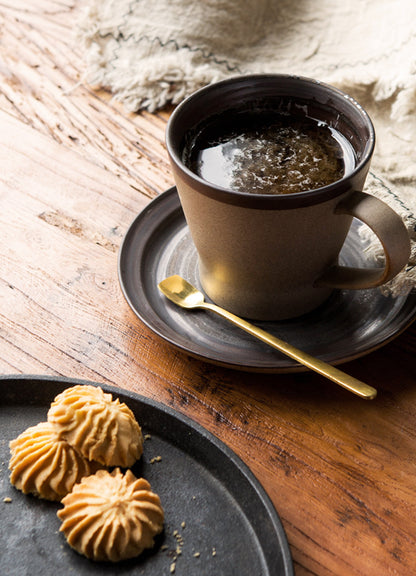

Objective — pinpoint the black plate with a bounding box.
[118,187,416,372]
[0,375,293,576]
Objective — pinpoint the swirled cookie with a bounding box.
[58,468,164,562]
[47,385,143,467]
[9,422,101,501]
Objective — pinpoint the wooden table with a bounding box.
[1,2,415,575]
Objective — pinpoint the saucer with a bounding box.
[118,187,416,373]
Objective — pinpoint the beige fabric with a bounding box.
[77,0,416,294]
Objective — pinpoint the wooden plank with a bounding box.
[0,0,173,198]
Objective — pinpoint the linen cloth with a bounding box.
[77,0,416,294]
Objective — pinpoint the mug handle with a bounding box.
[316,191,411,289]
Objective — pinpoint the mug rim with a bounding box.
[166,74,376,209]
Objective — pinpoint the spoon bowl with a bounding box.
[159,275,206,308]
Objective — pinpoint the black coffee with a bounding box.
[184,111,356,194]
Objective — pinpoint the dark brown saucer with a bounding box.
[118,187,416,372]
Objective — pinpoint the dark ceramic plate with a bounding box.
[118,187,416,372]
[0,375,293,576]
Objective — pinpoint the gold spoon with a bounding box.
[158,275,377,400]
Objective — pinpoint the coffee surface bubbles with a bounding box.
[185,111,355,194]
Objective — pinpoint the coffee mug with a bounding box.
[166,74,411,320]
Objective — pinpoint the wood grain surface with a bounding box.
[1,2,415,575]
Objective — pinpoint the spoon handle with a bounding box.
[202,302,377,400]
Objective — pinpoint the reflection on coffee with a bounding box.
[185,111,356,194]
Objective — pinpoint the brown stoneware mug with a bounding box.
[166,74,411,320]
